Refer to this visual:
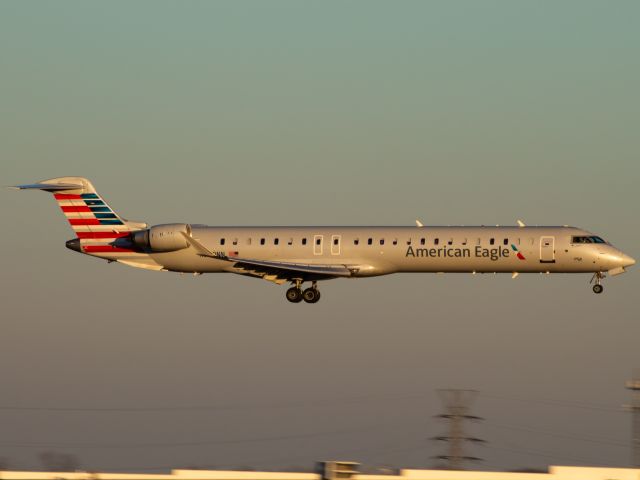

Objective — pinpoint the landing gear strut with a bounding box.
[286,280,321,304]
[590,272,604,294]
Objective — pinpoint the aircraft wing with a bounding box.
[181,232,355,283]
[228,257,352,276]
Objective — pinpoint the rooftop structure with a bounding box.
[1,463,639,480]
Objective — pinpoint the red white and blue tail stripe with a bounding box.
[12,177,150,260]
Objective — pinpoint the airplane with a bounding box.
[13,177,635,303]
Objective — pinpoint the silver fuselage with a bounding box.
[140,226,634,276]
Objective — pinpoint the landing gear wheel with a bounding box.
[303,288,320,303]
[590,272,605,294]
[286,287,303,303]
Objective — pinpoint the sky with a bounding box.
[1,0,639,473]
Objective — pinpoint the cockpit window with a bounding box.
[572,236,606,244]
[572,236,591,244]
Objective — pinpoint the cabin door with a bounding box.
[540,236,555,263]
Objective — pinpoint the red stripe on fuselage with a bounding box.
[77,232,130,239]
[83,246,136,253]
[54,194,83,200]
[69,218,101,225]
[61,206,92,213]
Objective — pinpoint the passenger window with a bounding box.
[392,238,398,245]
[287,238,293,245]
[368,238,373,245]
[434,238,439,245]
[247,238,252,245]
[274,238,279,245]
[232,238,238,245]
[260,238,265,245]
[407,238,412,245]
[380,239,385,245]
[462,238,467,245]
[220,238,225,245]
[354,239,359,245]
[447,238,453,245]
[420,238,426,245]
[503,238,508,245]
[302,238,307,245]
[490,238,495,245]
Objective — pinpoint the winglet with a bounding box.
[416,219,424,227]
[517,219,526,227]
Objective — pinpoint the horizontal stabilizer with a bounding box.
[11,182,83,191]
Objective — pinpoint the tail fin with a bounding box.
[13,177,165,270]
[13,177,146,237]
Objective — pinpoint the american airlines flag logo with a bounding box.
[511,244,526,260]
[54,193,125,228]
[54,192,136,254]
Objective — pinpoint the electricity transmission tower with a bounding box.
[626,372,640,467]
[433,389,485,470]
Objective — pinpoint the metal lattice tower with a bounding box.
[433,389,485,470]
[626,372,640,466]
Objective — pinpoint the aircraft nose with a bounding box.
[621,253,636,268]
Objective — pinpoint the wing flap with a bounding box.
[230,258,352,277]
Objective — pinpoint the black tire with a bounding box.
[593,284,604,294]
[286,287,303,303]
[303,288,319,303]
[310,290,321,303]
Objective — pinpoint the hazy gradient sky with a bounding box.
[1,0,639,473]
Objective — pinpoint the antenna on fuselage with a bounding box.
[517,219,526,227]
[416,219,424,227]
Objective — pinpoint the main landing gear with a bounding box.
[590,272,605,294]
[286,280,321,304]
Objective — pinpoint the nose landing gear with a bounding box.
[286,280,321,303]
[590,272,605,294]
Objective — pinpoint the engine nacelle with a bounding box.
[131,223,191,253]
